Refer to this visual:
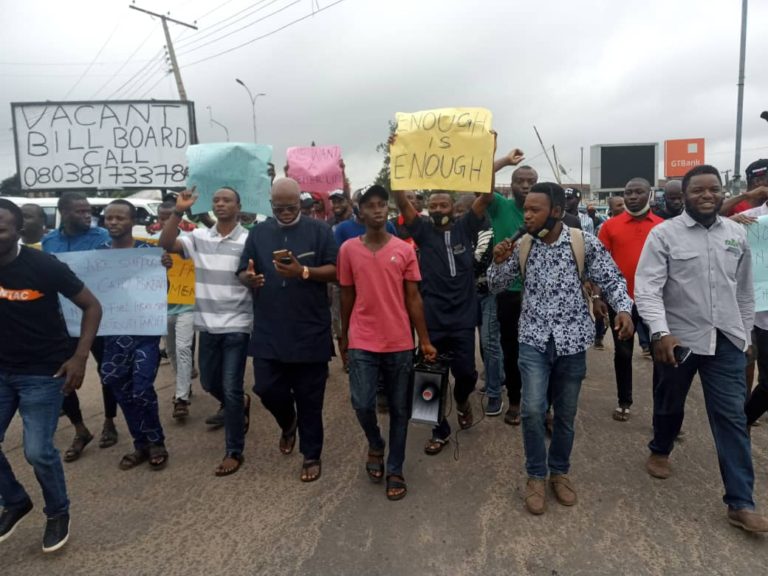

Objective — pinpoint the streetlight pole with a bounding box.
[235,78,266,143]
[733,0,748,191]
[207,106,230,141]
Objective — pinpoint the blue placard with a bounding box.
[747,215,768,312]
[55,248,168,336]
[186,142,273,216]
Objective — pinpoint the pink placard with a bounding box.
[286,145,343,193]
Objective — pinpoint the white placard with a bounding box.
[12,100,195,189]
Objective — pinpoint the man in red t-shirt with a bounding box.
[338,185,436,501]
[598,177,663,422]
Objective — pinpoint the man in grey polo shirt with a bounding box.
[160,187,253,477]
[635,164,768,533]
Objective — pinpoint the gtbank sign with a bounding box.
[664,138,705,177]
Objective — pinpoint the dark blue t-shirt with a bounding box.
[334,218,397,247]
[406,211,481,332]
[238,216,337,363]
[43,227,110,254]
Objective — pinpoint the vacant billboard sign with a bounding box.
[590,143,658,190]
[12,100,197,189]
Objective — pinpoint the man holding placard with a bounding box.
[99,200,168,471]
[0,199,102,552]
[237,178,337,483]
[160,187,253,477]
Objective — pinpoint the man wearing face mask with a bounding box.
[488,182,633,515]
[392,187,484,455]
[598,178,663,422]
[564,188,592,233]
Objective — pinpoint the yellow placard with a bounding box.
[390,107,494,193]
[167,254,195,305]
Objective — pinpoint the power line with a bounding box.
[195,0,239,21]
[176,0,274,49]
[63,23,121,99]
[182,0,347,68]
[105,48,165,99]
[139,72,172,99]
[123,59,169,99]
[177,0,300,56]
[90,24,160,99]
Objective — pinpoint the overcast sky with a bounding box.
[1,0,767,190]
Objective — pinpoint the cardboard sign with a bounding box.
[390,107,494,192]
[12,100,194,189]
[664,138,705,178]
[55,248,167,336]
[286,145,343,193]
[746,215,768,312]
[186,142,273,216]
[167,254,195,305]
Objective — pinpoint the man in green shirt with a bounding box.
[475,149,529,425]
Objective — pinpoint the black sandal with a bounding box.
[148,444,169,471]
[119,449,149,470]
[366,449,385,483]
[214,453,244,477]
[300,459,322,483]
[424,436,449,456]
[64,432,93,463]
[386,475,407,501]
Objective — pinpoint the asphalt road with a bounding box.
[2,339,767,575]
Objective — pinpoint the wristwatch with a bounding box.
[651,331,670,342]
[301,266,310,280]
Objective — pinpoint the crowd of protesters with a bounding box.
[2,140,768,553]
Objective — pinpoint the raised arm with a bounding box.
[160,188,197,254]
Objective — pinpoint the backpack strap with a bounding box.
[518,235,533,279]
[568,227,586,281]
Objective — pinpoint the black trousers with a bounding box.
[497,290,523,406]
[252,359,328,461]
[607,305,643,407]
[61,336,118,425]
[746,326,768,425]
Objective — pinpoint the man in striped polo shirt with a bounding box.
[160,187,253,477]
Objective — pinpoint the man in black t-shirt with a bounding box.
[0,199,102,553]
[393,189,481,454]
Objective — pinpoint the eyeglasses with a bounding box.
[270,202,300,214]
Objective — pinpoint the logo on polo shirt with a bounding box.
[725,239,739,249]
[0,285,44,301]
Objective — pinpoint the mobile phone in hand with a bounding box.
[673,345,692,365]
[272,249,292,265]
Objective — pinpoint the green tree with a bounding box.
[373,120,397,193]
[0,173,21,196]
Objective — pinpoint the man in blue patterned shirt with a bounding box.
[488,182,633,515]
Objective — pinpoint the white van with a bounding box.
[3,195,162,240]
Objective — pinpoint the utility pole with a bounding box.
[129,3,197,101]
[733,0,748,189]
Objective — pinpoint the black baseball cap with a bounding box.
[357,185,389,205]
[746,159,768,183]
[564,187,581,199]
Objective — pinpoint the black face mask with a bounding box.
[530,215,558,239]
[429,211,453,227]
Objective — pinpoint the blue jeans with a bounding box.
[0,372,69,518]
[348,349,413,476]
[478,293,504,400]
[199,331,250,456]
[518,339,586,478]
[650,331,754,510]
